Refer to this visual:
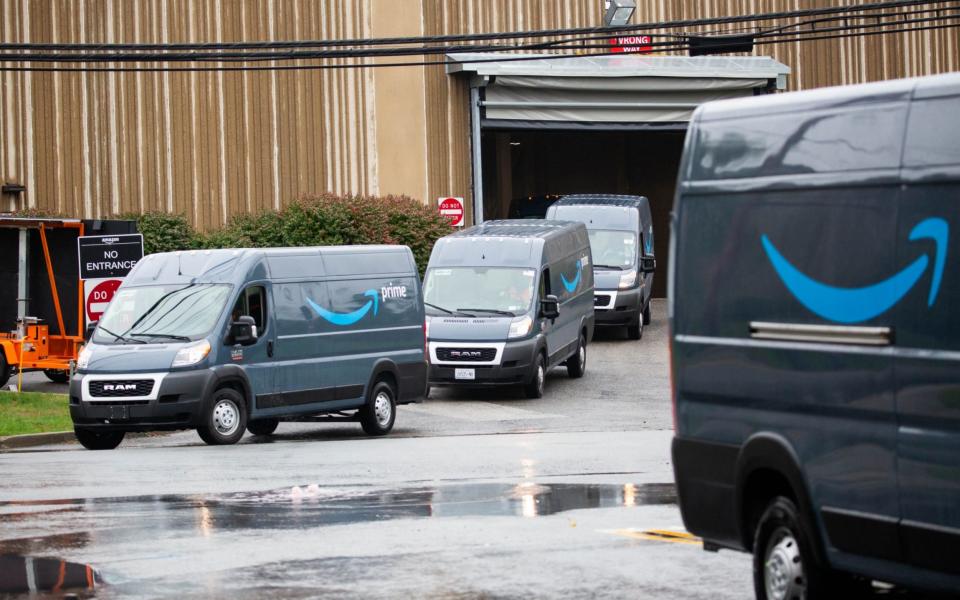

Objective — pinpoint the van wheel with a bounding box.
[0,353,10,388]
[643,302,652,325]
[75,428,124,450]
[360,380,396,436]
[524,354,546,399]
[43,369,70,384]
[627,317,643,340]
[197,388,247,445]
[247,418,279,436]
[754,497,832,600]
[566,333,587,378]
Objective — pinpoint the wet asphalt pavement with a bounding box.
[0,300,937,598]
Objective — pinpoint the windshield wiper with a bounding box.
[424,302,454,315]
[458,308,516,317]
[594,264,625,270]
[129,332,192,342]
[97,325,145,344]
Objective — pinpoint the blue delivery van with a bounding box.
[70,246,426,449]
[423,220,594,398]
[671,73,960,597]
[546,195,656,339]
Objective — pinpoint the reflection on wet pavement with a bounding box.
[0,554,100,596]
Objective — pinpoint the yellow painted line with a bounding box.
[610,528,702,546]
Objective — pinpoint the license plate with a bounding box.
[455,368,475,380]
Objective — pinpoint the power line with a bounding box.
[1,19,956,74]
[0,0,945,54]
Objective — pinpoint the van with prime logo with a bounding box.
[671,73,960,597]
[423,220,594,398]
[70,246,426,449]
[546,195,656,339]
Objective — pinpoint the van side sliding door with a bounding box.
[894,92,960,576]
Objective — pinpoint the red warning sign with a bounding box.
[438,197,465,227]
[85,279,122,323]
[610,35,653,54]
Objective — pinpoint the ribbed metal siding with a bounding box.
[0,0,378,229]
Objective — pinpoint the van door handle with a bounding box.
[267,341,274,357]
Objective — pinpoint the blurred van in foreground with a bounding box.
[671,73,960,597]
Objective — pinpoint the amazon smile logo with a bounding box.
[306,290,379,326]
[561,259,583,293]
[761,217,949,324]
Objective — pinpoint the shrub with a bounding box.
[128,212,199,255]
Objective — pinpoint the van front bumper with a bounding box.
[69,369,217,432]
[428,337,539,386]
[594,287,642,326]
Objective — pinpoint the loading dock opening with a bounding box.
[449,54,791,297]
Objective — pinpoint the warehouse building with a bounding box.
[1,1,958,294]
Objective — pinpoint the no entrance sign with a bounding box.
[77,234,144,280]
[438,197,465,227]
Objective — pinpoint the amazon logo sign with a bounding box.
[761,217,948,324]
[306,285,408,327]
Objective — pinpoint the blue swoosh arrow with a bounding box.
[761,217,948,324]
[561,260,582,293]
[306,289,379,326]
[645,230,654,254]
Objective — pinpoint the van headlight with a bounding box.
[508,315,533,339]
[77,345,93,370]
[171,340,211,368]
[618,269,638,289]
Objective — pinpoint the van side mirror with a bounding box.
[640,256,656,274]
[540,295,560,320]
[85,321,98,342]
[230,316,258,346]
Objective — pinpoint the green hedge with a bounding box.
[105,194,452,276]
[12,194,452,275]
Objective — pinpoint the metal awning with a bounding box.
[448,53,791,127]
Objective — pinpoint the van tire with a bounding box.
[566,333,587,378]
[643,302,651,325]
[524,354,546,399]
[247,418,279,436]
[75,428,124,450]
[0,353,10,388]
[753,496,833,600]
[360,380,396,436]
[197,388,247,445]
[627,317,643,340]
[43,369,70,384]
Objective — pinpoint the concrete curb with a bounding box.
[0,430,76,450]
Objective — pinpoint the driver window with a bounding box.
[540,269,551,300]
[231,286,267,331]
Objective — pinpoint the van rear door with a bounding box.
[893,89,960,575]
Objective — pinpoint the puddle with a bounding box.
[0,554,101,596]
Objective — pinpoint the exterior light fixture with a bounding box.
[603,0,636,27]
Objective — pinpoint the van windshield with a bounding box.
[424,267,536,317]
[588,230,637,269]
[93,284,233,345]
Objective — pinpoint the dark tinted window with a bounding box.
[903,96,960,167]
[231,286,267,330]
[691,104,907,180]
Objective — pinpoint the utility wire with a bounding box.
[1,20,956,74]
[0,0,945,53]
[1,6,956,65]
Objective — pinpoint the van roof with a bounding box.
[695,71,960,122]
[451,219,583,241]
[553,194,649,209]
[126,245,415,286]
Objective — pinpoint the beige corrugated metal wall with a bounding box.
[1,1,957,229]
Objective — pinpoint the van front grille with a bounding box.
[436,347,497,362]
[89,379,154,397]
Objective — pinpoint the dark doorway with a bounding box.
[480,128,686,298]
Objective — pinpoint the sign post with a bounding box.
[438,197,465,227]
[77,233,144,324]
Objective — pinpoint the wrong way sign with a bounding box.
[438,197,465,227]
